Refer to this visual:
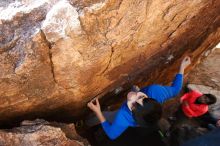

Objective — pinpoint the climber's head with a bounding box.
[127,91,149,108]
[127,85,147,102]
[127,91,137,102]
[132,98,162,127]
[196,94,217,105]
[127,87,161,126]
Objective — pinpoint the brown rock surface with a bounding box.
[0,0,220,124]
[0,119,90,146]
[188,47,220,91]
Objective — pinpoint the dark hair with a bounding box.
[132,98,162,127]
[195,94,217,105]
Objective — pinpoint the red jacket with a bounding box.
[180,90,208,118]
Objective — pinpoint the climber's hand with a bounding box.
[179,56,191,74]
[181,56,191,69]
[87,98,106,123]
[87,98,102,115]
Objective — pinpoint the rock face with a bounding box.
[0,0,220,124]
[0,119,89,146]
[188,47,220,91]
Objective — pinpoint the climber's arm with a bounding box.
[165,56,191,96]
[87,99,129,140]
[179,56,191,75]
[87,98,106,123]
[166,56,191,97]
[147,56,191,103]
[101,113,129,140]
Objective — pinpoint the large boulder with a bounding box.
[0,0,220,124]
[0,119,89,146]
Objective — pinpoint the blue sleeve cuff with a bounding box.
[176,73,183,81]
[101,120,109,126]
[176,73,183,77]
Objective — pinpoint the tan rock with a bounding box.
[0,0,220,124]
[0,119,89,146]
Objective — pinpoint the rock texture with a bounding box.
[0,119,90,146]
[188,47,220,91]
[0,0,220,124]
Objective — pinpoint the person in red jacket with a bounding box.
[180,90,219,127]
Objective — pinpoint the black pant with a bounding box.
[195,112,218,128]
[101,127,167,146]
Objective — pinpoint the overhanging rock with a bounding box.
[0,0,220,124]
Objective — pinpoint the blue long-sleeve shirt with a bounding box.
[101,74,183,140]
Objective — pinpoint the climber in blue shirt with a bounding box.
[87,56,191,140]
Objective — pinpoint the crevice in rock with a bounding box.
[74,0,138,77]
[100,45,114,75]
[162,3,178,20]
[39,29,57,84]
[167,15,188,38]
[170,13,178,21]
[95,22,116,76]
[78,16,90,40]
[145,0,153,16]
[159,14,189,49]
[0,37,19,54]
[106,0,123,12]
